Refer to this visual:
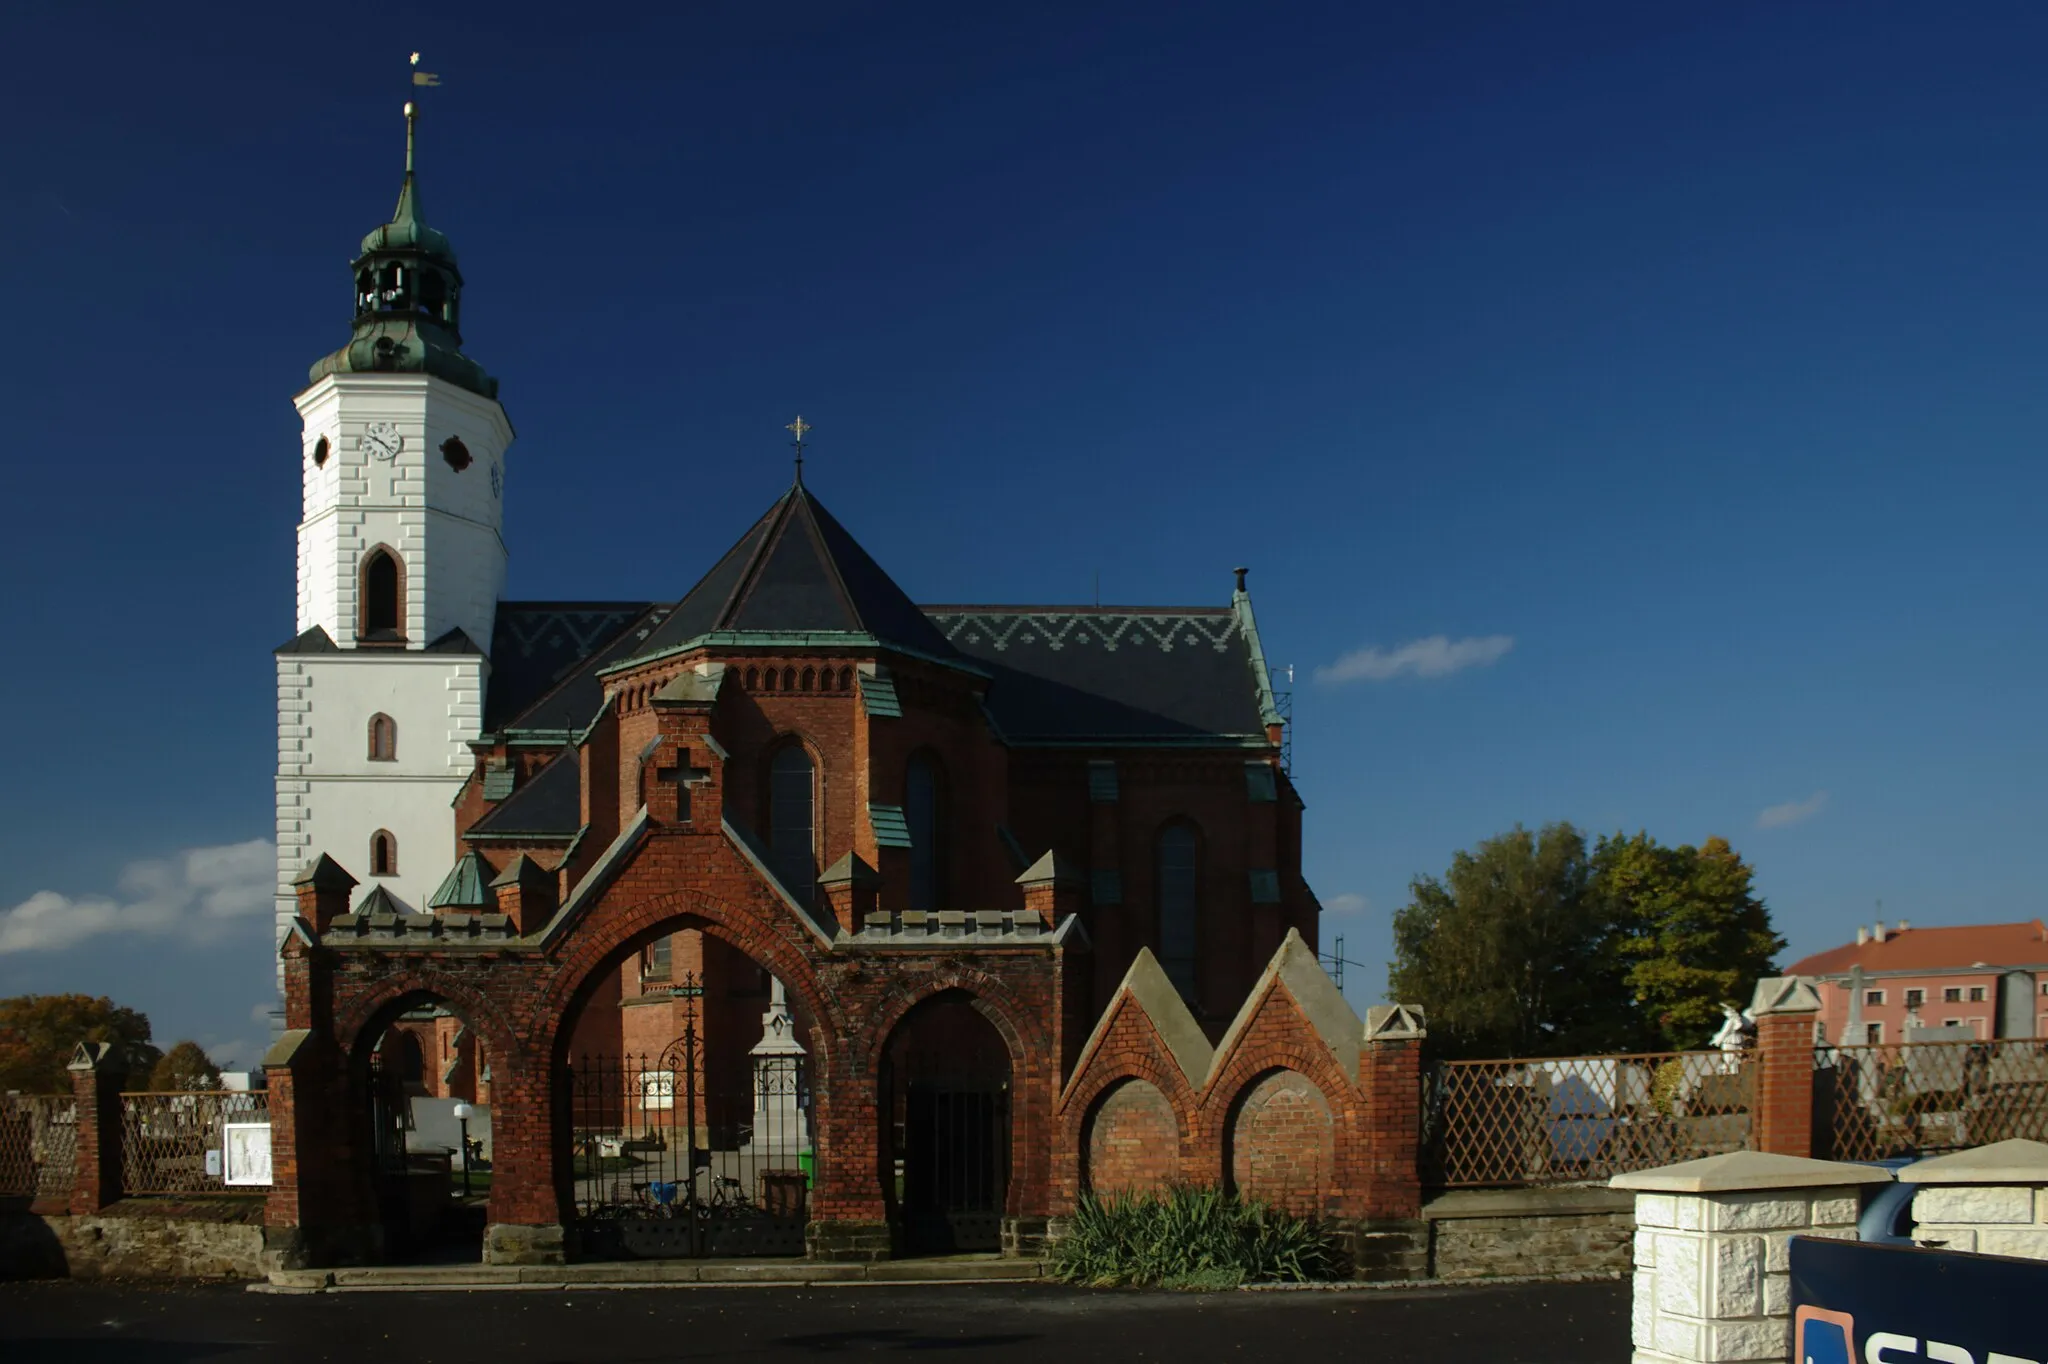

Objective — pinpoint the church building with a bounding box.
[263,102,1384,1269]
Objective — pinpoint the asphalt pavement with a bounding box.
[1,1278,1627,1364]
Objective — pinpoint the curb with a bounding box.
[253,1258,1045,1294]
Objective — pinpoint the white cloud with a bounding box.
[1314,634,1515,684]
[1325,892,1369,917]
[0,840,274,955]
[1757,791,1829,830]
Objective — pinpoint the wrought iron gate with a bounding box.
[903,1084,1006,1253]
[570,975,813,1259]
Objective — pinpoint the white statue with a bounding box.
[1709,1002,1754,1073]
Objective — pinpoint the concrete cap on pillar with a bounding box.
[1015,850,1084,887]
[1610,1150,1894,1193]
[1748,975,1823,1015]
[1896,1139,2048,1184]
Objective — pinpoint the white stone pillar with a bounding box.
[1614,1150,1892,1364]
[743,977,808,1159]
[1900,1137,2048,1259]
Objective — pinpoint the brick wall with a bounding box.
[1083,1079,1179,1197]
[1228,1071,1335,1217]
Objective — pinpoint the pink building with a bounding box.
[1786,919,2048,1045]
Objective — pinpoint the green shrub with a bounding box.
[1047,1185,1344,1289]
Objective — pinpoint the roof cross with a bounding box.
[786,415,812,482]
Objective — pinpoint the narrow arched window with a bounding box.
[767,744,816,903]
[361,548,402,640]
[907,752,945,912]
[782,666,797,691]
[800,667,814,693]
[838,666,853,692]
[762,668,778,692]
[745,666,759,690]
[367,713,397,762]
[370,829,398,877]
[1157,823,1199,1001]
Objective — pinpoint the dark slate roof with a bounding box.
[484,603,656,731]
[924,606,1268,742]
[468,746,582,838]
[621,483,957,664]
[275,625,338,654]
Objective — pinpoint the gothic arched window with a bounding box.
[370,829,398,877]
[368,713,397,762]
[1157,822,1200,1001]
[361,548,402,640]
[906,751,945,912]
[767,743,817,904]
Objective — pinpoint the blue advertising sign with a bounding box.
[1789,1235,2046,1364]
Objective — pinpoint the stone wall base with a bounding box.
[1423,1187,1637,1281]
[2,1204,266,1281]
[484,1222,566,1265]
[1335,1218,1430,1281]
[1001,1216,1051,1259]
[806,1218,894,1262]
[260,1222,385,1272]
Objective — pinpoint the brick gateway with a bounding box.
[268,826,1428,1266]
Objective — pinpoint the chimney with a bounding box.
[1857,926,1870,946]
[1896,918,1909,933]
[1874,920,1888,943]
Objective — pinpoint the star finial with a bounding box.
[786,416,812,482]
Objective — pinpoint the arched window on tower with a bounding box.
[367,713,397,762]
[1156,822,1200,1003]
[370,829,398,877]
[361,548,402,641]
[906,752,946,912]
[767,744,816,905]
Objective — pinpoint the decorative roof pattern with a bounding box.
[484,603,656,731]
[925,606,1267,743]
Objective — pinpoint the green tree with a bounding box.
[146,1040,222,1092]
[0,994,160,1094]
[1596,832,1785,1050]
[1389,822,1634,1058]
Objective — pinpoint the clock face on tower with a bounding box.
[360,422,403,461]
[489,459,502,498]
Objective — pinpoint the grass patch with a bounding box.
[1047,1185,1344,1290]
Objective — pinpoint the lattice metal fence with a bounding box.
[119,1090,269,1196]
[1819,1038,2048,1161]
[1425,1051,1755,1188]
[0,1094,77,1200]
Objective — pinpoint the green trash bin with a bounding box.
[798,1149,814,1189]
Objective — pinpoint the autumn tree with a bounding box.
[1596,832,1785,1050]
[146,1040,222,1092]
[1388,823,1633,1058]
[0,994,160,1094]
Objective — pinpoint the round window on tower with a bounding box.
[441,436,472,472]
[312,436,330,468]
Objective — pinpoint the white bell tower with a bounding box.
[273,100,512,1001]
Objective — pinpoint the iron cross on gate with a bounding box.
[655,745,711,822]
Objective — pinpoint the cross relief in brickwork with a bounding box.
[655,746,712,822]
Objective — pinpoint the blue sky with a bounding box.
[3,2,2046,1065]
